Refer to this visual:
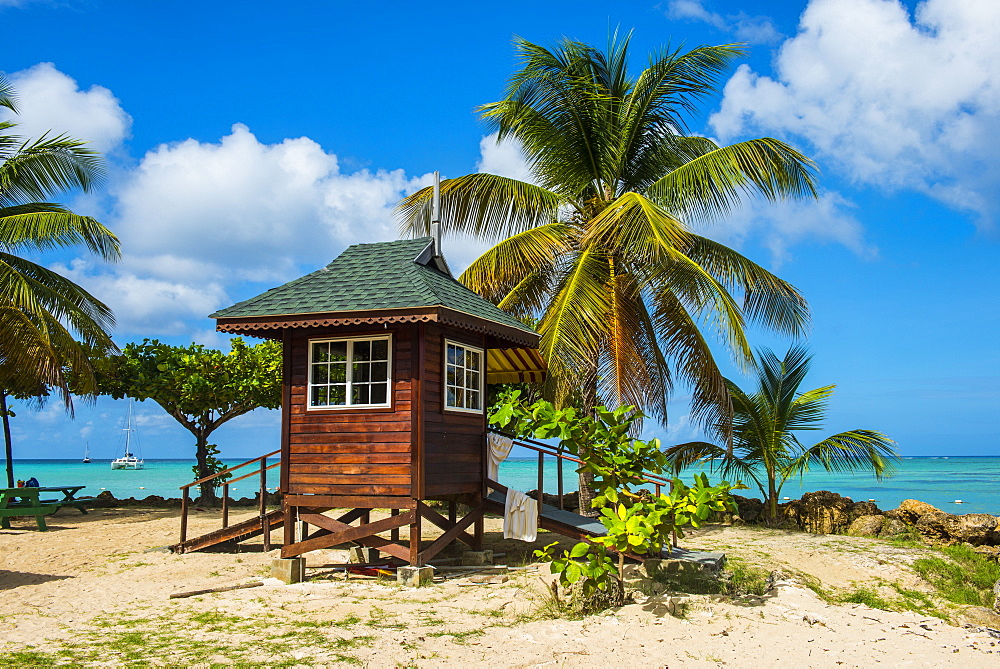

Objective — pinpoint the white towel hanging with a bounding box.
[503,489,538,542]
[487,433,514,481]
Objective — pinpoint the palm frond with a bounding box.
[0,211,121,261]
[645,138,818,222]
[397,173,561,240]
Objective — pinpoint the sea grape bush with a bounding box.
[490,391,741,600]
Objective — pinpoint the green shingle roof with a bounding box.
[211,237,536,335]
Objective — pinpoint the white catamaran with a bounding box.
[111,402,144,470]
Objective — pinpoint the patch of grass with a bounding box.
[332,613,362,628]
[912,544,1000,608]
[426,629,484,644]
[838,586,893,610]
[725,560,770,597]
[366,606,407,630]
[0,648,62,665]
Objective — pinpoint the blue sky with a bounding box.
[2,0,997,460]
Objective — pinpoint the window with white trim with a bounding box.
[309,336,391,408]
[445,340,483,412]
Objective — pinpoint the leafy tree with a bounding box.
[663,345,899,521]
[0,76,120,486]
[400,35,815,446]
[93,338,282,503]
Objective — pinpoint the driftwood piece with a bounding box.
[170,581,264,599]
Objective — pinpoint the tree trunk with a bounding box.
[767,473,778,525]
[195,432,219,506]
[577,468,599,517]
[1,392,13,488]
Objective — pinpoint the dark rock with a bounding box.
[786,491,855,534]
[916,510,957,545]
[731,495,764,523]
[878,518,909,538]
[850,501,882,520]
[943,514,998,546]
[847,515,885,537]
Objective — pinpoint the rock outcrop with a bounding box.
[885,499,940,525]
[731,495,764,523]
[847,514,885,537]
[783,491,865,534]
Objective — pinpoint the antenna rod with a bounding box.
[430,171,442,257]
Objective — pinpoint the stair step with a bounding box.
[173,509,284,554]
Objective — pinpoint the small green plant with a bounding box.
[912,544,1000,607]
[838,586,892,610]
[726,561,770,597]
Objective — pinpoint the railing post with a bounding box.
[179,487,189,546]
[557,454,564,510]
[222,483,230,529]
[537,450,544,506]
[260,458,270,552]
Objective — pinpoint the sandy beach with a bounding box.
[1,506,998,667]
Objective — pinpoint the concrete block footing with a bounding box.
[460,550,493,566]
[270,557,306,584]
[397,565,435,587]
[349,546,380,563]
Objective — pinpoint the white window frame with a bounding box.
[307,334,392,410]
[444,339,485,414]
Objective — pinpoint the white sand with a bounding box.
[0,507,997,666]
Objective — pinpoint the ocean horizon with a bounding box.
[7,455,998,515]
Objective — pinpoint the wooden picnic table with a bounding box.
[0,485,94,531]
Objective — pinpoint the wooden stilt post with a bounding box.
[283,503,295,547]
[448,500,457,524]
[473,495,484,550]
[390,508,399,542]
[221,483,230,529]
[409,501,422,566]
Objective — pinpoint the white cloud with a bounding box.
[476,132,535,183]
[710,0,1000,228]
[2,62,131,155]
[700,191,875,267]
[665,0,782,44]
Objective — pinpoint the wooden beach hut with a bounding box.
[202,235,546,565]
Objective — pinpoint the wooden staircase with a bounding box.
[172,509,284,554]
[173,450,282,554]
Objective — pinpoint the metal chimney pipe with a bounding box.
[430,171,442,257]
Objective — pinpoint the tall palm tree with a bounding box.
[0,75,120,486]
[399,35,816,442]
[663,345,899,520]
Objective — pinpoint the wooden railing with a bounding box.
[487,429,674,509]
[178,449,281,550]
[486,429,677,546]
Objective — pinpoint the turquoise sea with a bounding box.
[7,456,999,515]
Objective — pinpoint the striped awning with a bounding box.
[487,348,547,384]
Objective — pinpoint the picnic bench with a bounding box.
[0,486,94,531]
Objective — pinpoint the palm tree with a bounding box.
[399,34,815,445]
[663,345,899,521]
[0,76,120,486]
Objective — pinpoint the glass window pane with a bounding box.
[353,384,370,405]
[330,363,347,383]
[312,342,329,362]
[312,364,329,384]
[330,385,346,405]
[466,370,479,390]
[353,362,371,382]
[354,340,371,361]
[454,387,464,407]
[446,367,457,385]
[311,386,327,406]
[371,339,388,360]
[447,344,460,365]
[370,383,388,405]
[446,386,456,407]
[329,341,348,362]
[469,390,480,410]
[371,362,387,382]
[465,350,478,369]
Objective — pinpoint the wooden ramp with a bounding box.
[485,491,725,569]
[172,509,284,554]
